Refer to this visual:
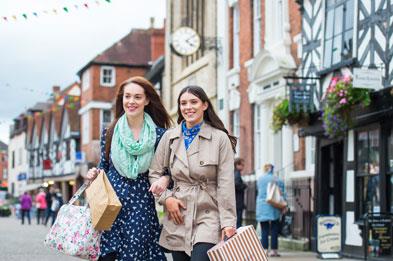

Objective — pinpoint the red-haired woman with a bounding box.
[86,76,171,261]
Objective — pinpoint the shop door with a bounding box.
[320,141,343,216]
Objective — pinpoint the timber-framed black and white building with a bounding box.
[298,0,393,259]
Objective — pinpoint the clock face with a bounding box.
[171,27,201,56]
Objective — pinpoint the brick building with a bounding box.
[217,0,314,244]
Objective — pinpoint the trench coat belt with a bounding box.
[174,179,217,249]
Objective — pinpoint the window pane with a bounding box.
[388,129,393,172]
[357,131,369,175]
[345,0,354,30]
[342,30,353,60]
[361,175,381,215]
[390,176,393,213]
[323,39,333,68]
[334,4,344,36]
[332,34,342,64]
[325,9,334,39]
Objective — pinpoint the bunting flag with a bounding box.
[0,0,113,23]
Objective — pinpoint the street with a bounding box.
[0,215,360,261]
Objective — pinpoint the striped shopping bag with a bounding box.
[207,225,268,261]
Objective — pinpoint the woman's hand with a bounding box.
[86,167,99,182]
[221,226,236,241]
[165,197,186,225]
[149,176,170,196]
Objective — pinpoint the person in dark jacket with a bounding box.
[44,186,55,226]
[234,158,247,228]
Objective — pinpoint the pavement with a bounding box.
[0,215,360,261]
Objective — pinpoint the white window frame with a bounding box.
[265,0,283,49]
[82,69,90,91]
[306,136,316,170]
[82,112,90,145]
[254,104,262,171]
[232,109,240,156]
[101,109,112,131]
[233,4,240,68]
[100,66,116,87]
[253,0,262,55]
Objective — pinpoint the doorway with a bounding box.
[319,141,344,216]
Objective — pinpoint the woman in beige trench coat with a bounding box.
[149,86,238,261]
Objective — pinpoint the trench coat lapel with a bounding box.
[169,125,189,168]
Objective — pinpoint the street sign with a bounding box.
[17,172,27,181]
[317,216,341,259]
[353,68,382,90]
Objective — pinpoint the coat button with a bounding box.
[205,210,209,214]
[200,161,204,165]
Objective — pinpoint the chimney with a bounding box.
[52,85,61,100]
[150,17,155,29]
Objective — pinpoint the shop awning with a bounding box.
[24,183,42,192]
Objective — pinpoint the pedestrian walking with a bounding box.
[149,85,237,261]
[50,188,63,225]
[234,158,247,228]
[86,76,172,261]
[44,186,55,226]
[20,192,32,225]
[256,163,286,257]
[35,188,47,225]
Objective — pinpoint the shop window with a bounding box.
[356,127,380,219]
[387,128,393,213]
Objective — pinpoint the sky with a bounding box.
[0,0,166,144]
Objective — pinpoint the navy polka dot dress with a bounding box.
[98,128,167,261]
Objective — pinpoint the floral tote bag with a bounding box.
[44,183,101,261]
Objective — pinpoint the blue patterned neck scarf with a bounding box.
[182,121,203,150]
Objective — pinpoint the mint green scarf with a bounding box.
[110,112,157,179]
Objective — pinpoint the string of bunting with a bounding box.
[1,0,112,23]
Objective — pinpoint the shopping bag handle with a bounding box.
[68,182,90,205]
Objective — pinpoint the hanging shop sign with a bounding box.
[353,68,382,90]
[288,82,315,113]
[317,216,341,259]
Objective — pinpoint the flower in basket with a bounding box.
[272,98,310,133]
[321,75,371,137]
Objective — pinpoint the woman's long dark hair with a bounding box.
[177,86,237,152]
[105,76,172,160]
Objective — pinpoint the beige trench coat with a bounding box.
[149,123,236,255]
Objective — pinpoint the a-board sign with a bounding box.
[367,214,392,257]
[317,216,341,255]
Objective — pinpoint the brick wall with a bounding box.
[238,0,254,173]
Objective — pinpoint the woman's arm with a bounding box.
[216,134,237,230]
[149,131,173,204]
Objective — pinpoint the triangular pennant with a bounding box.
[2,17,7,21]
[53,9,57,15]
[33,12,38,17]
[22,14,28,19]
[105,0,111,2]
[12,15,17,21]
[84,3,89,8]
[63,7,69,13]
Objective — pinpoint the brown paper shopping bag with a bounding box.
[207,225,268,261]
[86,170,122,231]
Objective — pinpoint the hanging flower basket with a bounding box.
[272,99,310,133]
[321,75,371,138]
